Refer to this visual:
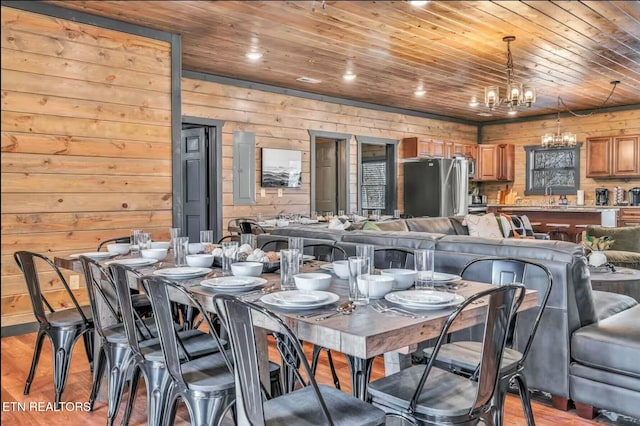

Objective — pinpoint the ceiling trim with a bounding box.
[182,70,478,126]
[480,103,640,127]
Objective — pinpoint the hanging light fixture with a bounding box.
[485,36,536,112]
[541,96,577,148]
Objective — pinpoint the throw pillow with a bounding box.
[499,214,522,238]
[362,221,381,231]
[463,213,503,239]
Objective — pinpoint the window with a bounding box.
[361,160,386,209]
[524,144,581,195]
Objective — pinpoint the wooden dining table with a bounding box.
[54,255,539,400]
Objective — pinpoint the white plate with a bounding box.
[276,253,316,262]
[261,291,339,310]
[320,264,334,272]
[153,267,211,279]
[200,276,268,292]
[432,272,462,283]
[392,290,456,305]
[105,258,158,267]
[385,292,465,310]
[270,290,329,305]
[70,252,115,259]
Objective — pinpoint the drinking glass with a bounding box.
[174,236,189,266]
[221,242,238,276]
[348,256,369,305]
[138,233,152,251]
[200,230,214,253]
[324,211,334,219]
[372,209,381,221]
[288,237,304,267]
[414,248,435,290]
[130,229,142,256]
[356,244,375,274]
[256,213,264,223]
[240,233,255,249]
[338,210,345,217]
[170,227,181,254]
[311,211,318,220]
[393,209,401,219]
[280,249,300,290]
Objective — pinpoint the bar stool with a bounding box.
[547,223,571,241]
[574,224,589,243]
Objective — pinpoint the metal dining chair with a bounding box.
[369,284,525,426]
[110,264,222,426]
[373,247,415,269]
[13,251,94,406]
[239,220,267,235]
[423,257,552,426]
[97,236,131,251]
[214,294,387,425]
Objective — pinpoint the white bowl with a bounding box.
[294,273,332,291]
[332,260,350,279]
[151,241,170,250]
[186,254,214,268]
[106,243,130,255]
[381,268,417,290]
[358,274,395,298]
[141,248,168,261]
[231,262,263,277]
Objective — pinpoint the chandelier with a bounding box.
[485,36,536,112]
[541,97,577,148]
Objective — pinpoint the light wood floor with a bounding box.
[1,331,612,425]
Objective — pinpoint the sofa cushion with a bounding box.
[375,220,409,232]
[404,217,457,234]
[463,213,505,239]
[361,221,381,231]
[601,250,640,270]
[591,290,638,320]
[571,305,640,377]
[587,225,640,253]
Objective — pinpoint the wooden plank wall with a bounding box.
[481,109,640,204]
[181,77,477,233]
[1,7,173,326]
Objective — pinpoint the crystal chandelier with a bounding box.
[485,36,536,112]
[541,97,577,148]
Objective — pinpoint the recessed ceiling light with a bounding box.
[414,89,426,96]
[409,1,429,6]
[343,71,357,81]
[508,110,518,116]
[245,51,263,61]
[297,76,322,84]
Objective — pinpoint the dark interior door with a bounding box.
[181,127,208,242]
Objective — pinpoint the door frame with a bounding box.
[309,130,352,214]
[355,135,399,213]
[177,116,225,240]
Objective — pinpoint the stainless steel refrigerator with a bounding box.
[403,158,469,217]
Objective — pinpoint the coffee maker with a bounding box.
[630,187,640,206]
[596,188,609,206]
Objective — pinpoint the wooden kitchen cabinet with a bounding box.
[400,137,430,158]
[619,208,640,227]
[586,135,640,178]
[401,137,478,161]
[476,143,514,181]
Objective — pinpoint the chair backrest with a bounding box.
[108,263,155,355]
[373,247,415,269]
[214,295,334,425]
[410,284,525,415]
[239,220,266,235]
[218,235,241,244]
[141,276,231,388]
[97,236,131,251]
[259,237,289,252]
[13,251,90,327]
[303,243,347,262]
[79,256,122,338]
[460,257,553,363]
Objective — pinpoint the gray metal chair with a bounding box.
[141,275,237,426]
[239,220,267,235]
[304,243,347,262]
[373,247,415,269]
[369,284,525,426]
[214,294,387,425]
[110,263,221,426]
[80,255,157,426]
[13,251,94,406]
[423,257,552,426]
[97,236,131,251]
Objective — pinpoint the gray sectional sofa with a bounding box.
[258,217,640,420]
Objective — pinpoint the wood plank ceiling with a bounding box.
[46,0,640,123]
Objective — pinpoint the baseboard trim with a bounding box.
[1,322,38,338]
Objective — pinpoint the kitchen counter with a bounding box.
[487,204,640,210]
